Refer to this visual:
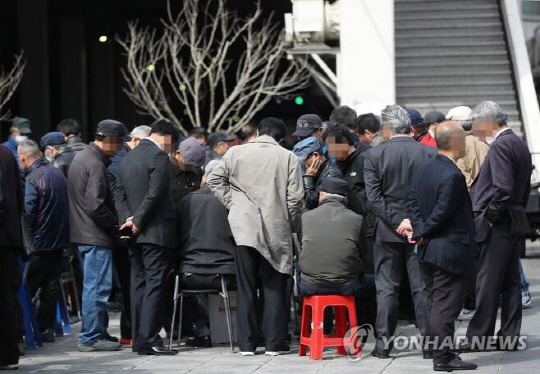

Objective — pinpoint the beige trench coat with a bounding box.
[456,132,489,189]
[207,135,304,275]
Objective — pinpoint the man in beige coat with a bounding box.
[207,117,303,356]
[447,106,489,189]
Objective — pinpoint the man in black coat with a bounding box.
[363,105,436,358]
[0,144,24,370]
[464,101,532,349]
[408,121,477,371]
[117,119,180,355]
[327,124,374,273]
[68,120,126,352]
[55,118,86,177]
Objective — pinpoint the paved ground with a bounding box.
[17,244,540,373]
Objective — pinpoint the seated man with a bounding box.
[299,177,375,326]
[176,162,236,345]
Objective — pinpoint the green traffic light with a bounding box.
[294,95,304,105]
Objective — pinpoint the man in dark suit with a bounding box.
[0,144,24,370]
[464,101,532,349]
[363,105,437,358]
[408,121,477,371]
[116,119,180,355]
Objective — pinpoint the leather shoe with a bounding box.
[434,358,477,372]
[371,349,390,359]
[138,346,178,355]
[423,351,433,359]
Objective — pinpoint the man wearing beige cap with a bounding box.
[446,106,489,189]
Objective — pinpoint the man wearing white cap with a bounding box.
[446,106,489,189]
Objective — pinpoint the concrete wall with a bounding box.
[338,0,394,115]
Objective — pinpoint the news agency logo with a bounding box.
[343,324,527,361]
[342,324,376,361]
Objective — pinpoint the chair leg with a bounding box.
[299,301,311,356]
[221,276,235,352]
[177,294,184,347]
[169,274,180,349]
[334,306,348,355]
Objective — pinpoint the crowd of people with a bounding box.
[0,99,534,371]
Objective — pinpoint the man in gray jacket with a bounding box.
[208,117,303,356]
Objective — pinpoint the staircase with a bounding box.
[395,0,522,135]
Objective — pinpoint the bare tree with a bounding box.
[117,0,310,134]
[0,53,25,122]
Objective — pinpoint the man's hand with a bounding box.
[396,218,412,237]
[120,216,140,239]
[305,155,323,177]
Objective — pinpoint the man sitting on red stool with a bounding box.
[299,177,376,326]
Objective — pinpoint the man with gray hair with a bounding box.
[447,106,489,190]
[364,104,436,358]
[18,139,70,343]
[461,101,532,351]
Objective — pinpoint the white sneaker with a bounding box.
[265,345,291,356]
[240,351,255,356]
[457,308,475,321]
[522,291,532,309]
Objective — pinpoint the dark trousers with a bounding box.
[113,246,132,339]
[235,246,289,352]
[129,244,170,350]
[373,240,427,353]
[26,250,63,332]
[0,248,21,365]
[466,220,522,341]
[422,262,468,364]
[299,275,377,327]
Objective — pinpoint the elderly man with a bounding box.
[463,101,532,351]
[116,119,180,355]
[68,120,127,352]
[408,108,436,148]
[363,105,436,358]
[408,121,477,371]
[446,106,489,190]
[40,132,66,164]
[3,117,32,159]
[299,177,376,326]
[18,139,70,342]
[204,131,235,167]
[0,144,23,370]
[208,117,303,356]
[170,137,205,206]
[55,119,86,177]
[293,136,342,210]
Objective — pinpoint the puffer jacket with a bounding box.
[24,158,70,252]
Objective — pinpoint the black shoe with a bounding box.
[104,333,119,343]
[138,346,178,356]
[41,329,55,343]
[434,358,477,372]
[371,349,390,359]
[423,351,433,359]
[185,336,212,348]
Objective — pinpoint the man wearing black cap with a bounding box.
[424,111,445,139]
[116,119,180,355]
[68,119,126,352]
[293,114,324,142]
[299,177,376,325]
[204,131,235,167]
[40,132,66,164]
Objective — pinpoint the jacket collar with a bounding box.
[320,195,347,207]
[26,157,47,174]
[88,142,112,167]
[389,135,415,143]
[254,135,280,146]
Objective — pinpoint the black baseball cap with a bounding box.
[207,131,236,148]
[293,114,323,137]
[95,119,129,140]
[320,177,349,196]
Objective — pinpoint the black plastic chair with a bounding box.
[169,274,235,352]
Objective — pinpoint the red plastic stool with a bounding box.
[299,295,359,360]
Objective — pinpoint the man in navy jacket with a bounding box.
[408,121,477,371]
[465,101,532,349]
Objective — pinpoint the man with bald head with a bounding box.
[408,121,477,371]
